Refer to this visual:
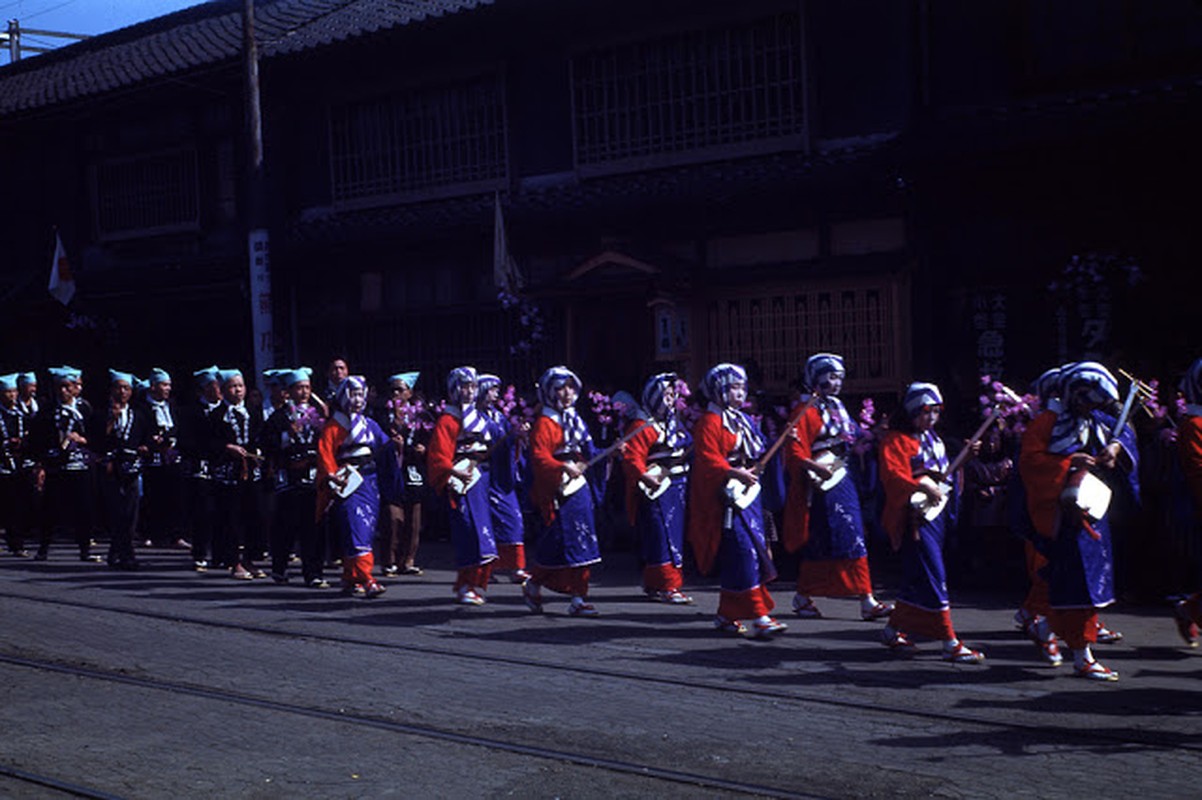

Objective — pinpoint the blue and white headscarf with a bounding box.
[1033,367,1062,405]
[902,382,943,417]
[538,366,589,452]
[477,373,501,400]
[804,353,845,392]
[702,363,763,461]
[1048,362,1118,455]
[446,366,488,439]
[334,375,371,446]
[701,363,745,409]
[916,431,949,473]
[641,373,689,449]
[1180,358,1202,413]
[814,395,855,450]
[447,366,478,399]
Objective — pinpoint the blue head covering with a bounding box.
[1033,366,1062,403]
[641,372,678,420]
[17,372,36,387]
[133,377,151,393]
[446,366,478,399]
[109,369,134,386]
[48,366,82,384]
[1059,361,1119,407]
[476,373,501,403]
[701,363,747,408]
[389,371,420,389]
[0,373,18,391]
[537,366,582,409]
[804,353,845,391]
[148,367,171,385]
[193,365,220,386]
[218,368,243,385]
[262,369,286,387]
[282,369,311,388]
[902,382,943,416]
[1182,358,1202,406]
[334,375,368,415]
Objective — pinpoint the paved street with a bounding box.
[1,540,1199,799]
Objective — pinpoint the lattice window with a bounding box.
[329,74,506,203]
[705,282,900,392]
[93,149,199,239]
[572,14,805,168]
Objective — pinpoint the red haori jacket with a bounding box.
[877,429,926,551]
[1018,410,1072,539]
[427,413,461,503]
[620,418,661,526]
[686,410,739,576]
[782,404,827,553]
[1178,414,1202,510]
[529,414,568,525]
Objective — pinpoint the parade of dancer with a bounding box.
[522,366,604,617]
[783,353,891,622]
[477,373,530,583]
[878,382,984,663]
[428,366,498,605]
[1019,362,1137,680]
[622,372,693,604]
[687,363,786,638]
[317,375,390,598]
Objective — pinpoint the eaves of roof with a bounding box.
[287,133,901,247]
[0,0,492,118]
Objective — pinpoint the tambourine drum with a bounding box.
[1061,469,1111,521]
[446,457,480,495]
[330,464,363,499]
[639,464,671,501]
[909,475,951,522]
[560,471,587,498]
[810,451,848,492]
[724,478,761,510]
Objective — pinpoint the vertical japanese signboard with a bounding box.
[249,228,274,386]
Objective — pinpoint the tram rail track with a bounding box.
[1,586,1198,765]
[0,650,826,800]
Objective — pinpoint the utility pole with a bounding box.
[2,19,90,63]
[243,0,275,387]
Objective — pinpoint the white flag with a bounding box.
[48,231,76,306]
[493,192,524,293]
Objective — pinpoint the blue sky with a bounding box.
[2,0,205,61]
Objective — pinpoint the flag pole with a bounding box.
[244,0,274,390]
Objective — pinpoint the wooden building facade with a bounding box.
[0,0,1199,404]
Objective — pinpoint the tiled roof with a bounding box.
[0,0,491,117]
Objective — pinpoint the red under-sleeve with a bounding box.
[620,419,659,525]
[1019,411,1071,538]
[781,405,824,553]
[315,420,348,522]
[529,415,566,524]
[878,430,922,551]
[686,412,735,575]
[427,413,460,496]
[1179,416,1202,511]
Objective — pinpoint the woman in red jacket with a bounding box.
[878,382,983,664]
[686,363,785,638]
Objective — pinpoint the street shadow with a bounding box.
[871,723,1201,758]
